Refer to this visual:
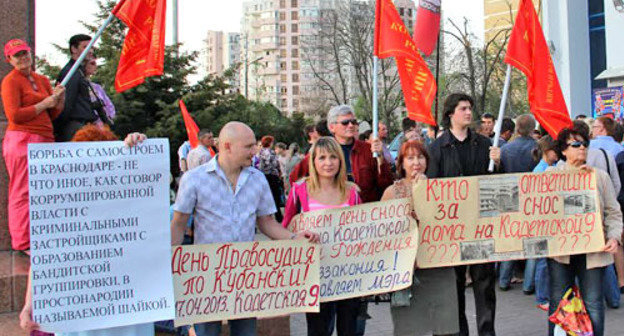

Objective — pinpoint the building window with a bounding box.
[280,62,287,70]
[279,12,286,20]
[291,23,298,33]
[280,49,287,57]
[281,99,288,108]
[292,61,299,70]
[281,74,287,81]
[280,87,288,93]
[292,48,299,58]
[293,99,300,108]
[280,0,286,8]
[279,37,286,46]
[291,0,298,7]
[408,9,412,17]
[292,86,300,95]
[292,36,299,45]
[292,74,299,82]
[291,11,298,20]
[399,8,404,16]
[280,24,286,33]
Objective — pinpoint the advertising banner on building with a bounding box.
[592,87,623,118]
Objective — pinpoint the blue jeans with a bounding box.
[194,318,256,336]
[603,264,621,308]
[535,258,550,304]
[499,259,537,291]
[548,256,605,336]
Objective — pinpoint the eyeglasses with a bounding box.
[566,141,589,148]
[338,119,358,126]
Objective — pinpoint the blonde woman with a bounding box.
[282,136,361,336]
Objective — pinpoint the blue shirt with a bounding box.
[533,159,550,173]
[501,136,537,173]
[589,135,623,158]
[173,156,276,244]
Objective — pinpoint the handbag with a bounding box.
[548,285,594,336]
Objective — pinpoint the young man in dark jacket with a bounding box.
[427,93,501,336]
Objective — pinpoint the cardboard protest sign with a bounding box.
[288,198,419,302]
[412,170,605,268]
[27,139,174,332]
[172,240,320,326]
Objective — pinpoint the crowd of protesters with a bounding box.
[3,35,624,336]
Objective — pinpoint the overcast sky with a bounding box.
[35,0,483,69]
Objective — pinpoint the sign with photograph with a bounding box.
[412,170,606,268]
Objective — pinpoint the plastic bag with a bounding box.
[548,285,594,336]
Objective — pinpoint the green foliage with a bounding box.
[59,0,306,174]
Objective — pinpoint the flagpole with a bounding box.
[372,56,379,158]
[60,12,116,86]
[488,64,512,172]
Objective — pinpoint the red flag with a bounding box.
[504,0,572,137]
[396,57,437,125]
[113,0,166,92]
[179,100,199,149]
[374,0,437,126]
[413,0,441,56]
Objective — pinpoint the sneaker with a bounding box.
[523,289,535,295]
[499,285,510,291]
[537,303,549,311]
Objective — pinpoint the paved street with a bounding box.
[290,286,624,336]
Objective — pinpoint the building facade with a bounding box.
[204,30,241,90]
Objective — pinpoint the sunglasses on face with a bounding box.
[567,140,589,148]
[338,119,358,126]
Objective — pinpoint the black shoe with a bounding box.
[620,286,624,294]
[499,285,510,291]
[523,289,535,295]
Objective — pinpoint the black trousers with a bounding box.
[264,173,283,222]
[455,263,497,336]
[55,120,88,142]
[305,298,360,336]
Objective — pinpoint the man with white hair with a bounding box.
[289,105,393,203]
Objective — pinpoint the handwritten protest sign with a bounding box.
[27,139,174,332]
[412,170,605,268]
[172,240,320,326]
[288,198,419,302]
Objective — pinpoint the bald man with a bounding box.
[171,122,319,336]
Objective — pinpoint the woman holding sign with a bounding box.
[282,136,362,336]
[380,140,459,336]
[547,128,623,336]
[19,126,153,336]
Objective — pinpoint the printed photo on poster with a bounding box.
[478,176,519,217]
[563,192,596,215]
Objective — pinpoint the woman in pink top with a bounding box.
[282,136,361,336]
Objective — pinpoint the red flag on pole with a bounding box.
[179,100,199,149]
[413,0,441,56]
[504,0,572,137]
[113,0,167,92]
[374,0,437,126]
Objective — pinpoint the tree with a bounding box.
[442,3,528,119]
[301,0,405,131]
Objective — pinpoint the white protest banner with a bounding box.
[28,139,175,332]
[288,198,418,302]
[413,170,605,268]
[172,240,320,326]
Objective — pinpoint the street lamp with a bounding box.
[244,55,265,98]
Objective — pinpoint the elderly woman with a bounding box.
[83,57,115,126]
[547,128,623,336]
[1,39,64,251]
[381,140,459,336]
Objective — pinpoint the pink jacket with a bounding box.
[282,179,361,228]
